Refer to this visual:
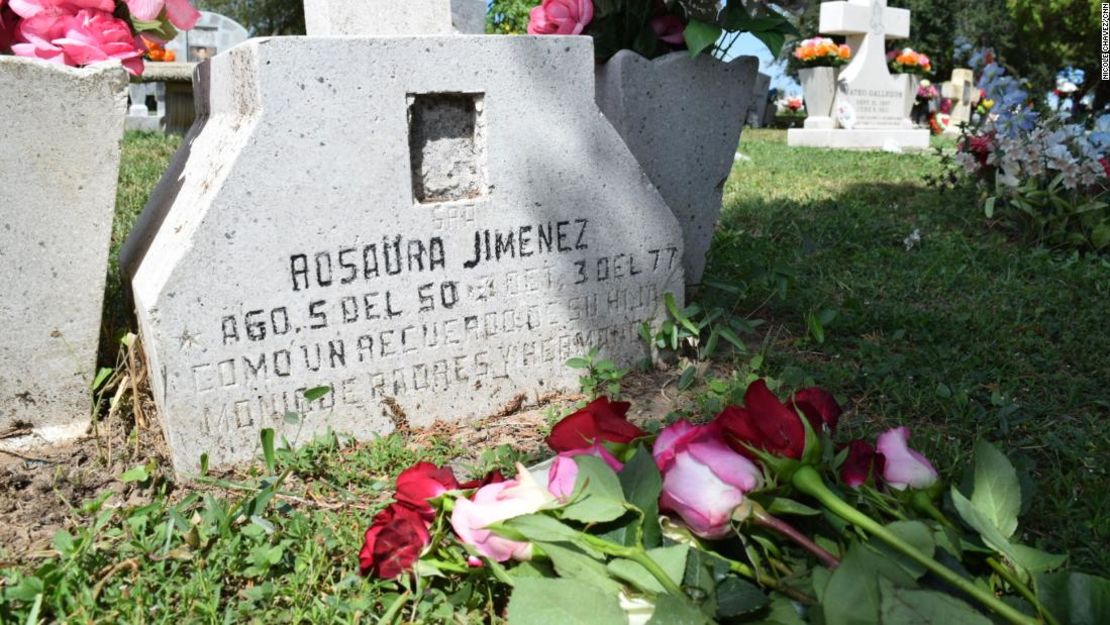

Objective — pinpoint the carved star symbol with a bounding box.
[178,328,201,350]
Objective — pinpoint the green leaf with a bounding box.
[1035,571,1110,625]
[504,515,605,559]
[684,20,722,57]
[91,367,114,391]
[678,365,697,390]
[647,593,713,625]
[951,487,1019,563]
[970,441,1021,539]
[822,542,916,625]
[260,428,276,474]
[561,456,627,524]
[303,385,331,402]
[619,447,663,547]
[870,521,935,579]
[750,30,787,57]
[715,576,770,618]
[507,578,626,625]
[1009,544,1067,573]
[878,578,992,625]
[120,464,150,483]
[566,357,590,369]
[533,542,623,595]
[607,545,688,594]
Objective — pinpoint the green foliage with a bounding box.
[196,0,305,35]
[985,175,1110,254]
[506,578,626,624]
[566,347,630,399]
[487,0,536,34]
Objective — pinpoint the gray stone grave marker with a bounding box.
[125,35,684,473]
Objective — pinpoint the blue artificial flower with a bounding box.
[1090,115,1110,152]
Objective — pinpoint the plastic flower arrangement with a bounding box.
[781,94,804,113]
[353,381,1107,624]
[792,36,851,67]
[948,49,1110,253]
[887,47,931,75]
[527,0,797,62]
[915,79,938,102]
[0,0,198,75]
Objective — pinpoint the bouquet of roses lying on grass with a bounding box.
[359,380,1108,624]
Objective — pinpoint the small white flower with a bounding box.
[903,229,922,251]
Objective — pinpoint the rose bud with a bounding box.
[450,465,554,562]
[527,0,594,35]
[876,427,939,490]
[653,420,763,539]
[359,503,431,578]
[394,462,460,521]
[545,397,646,453]
[840,440,878,488]
[787,387,843,432]
[546,444,623,501]
[717,380,807,459]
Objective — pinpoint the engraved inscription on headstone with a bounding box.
[127,36,684,473]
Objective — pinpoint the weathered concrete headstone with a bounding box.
[126,81,167,133]
[304,0,486,36]
[745,73,771,128]
[787,0,929,150]
[941,68,980,133]
[125,36,684,473]
[595,51,757,287]
[1,57,129,445]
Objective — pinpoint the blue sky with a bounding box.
[726,33,801,95]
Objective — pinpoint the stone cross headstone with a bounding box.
[124,35,684,474]
[821,0,909,129]
[304,0,486,36]
[126,81,167,133]
[1,58,128,446]
[941,68,980,132]
[787,0,929,150]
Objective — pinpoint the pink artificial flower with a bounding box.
[8,0,113,19]
[450,464,553,562]
[653,420,763,539]
[13,9,145,75]
[527,0,593,36]
[876,427,938,491]
[125,0,199,30]
[650,14,684,46]
[546,444,624,501]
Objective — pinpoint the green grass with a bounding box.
[714,129,1109,572]
[2,129,1107,622]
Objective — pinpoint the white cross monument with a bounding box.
[941,68,981,134]
[787,0,930,150]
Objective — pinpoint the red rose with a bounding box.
[717,380,806,459]
[359,503,430,578]
[459,469,507,490]
[545,397,645,452]
[840,440,879,488]
[787,387,843,432]
[395,462,460,521]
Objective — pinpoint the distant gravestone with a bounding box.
[787,0,929,150]
[304,0,485,35]
[125,36,683,473]
[746,73,771,128]
[1,58,129,445]
[166,11,249,64]
[126,81,166,133]
[941,68,980,133]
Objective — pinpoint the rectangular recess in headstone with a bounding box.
[408,92,487,204]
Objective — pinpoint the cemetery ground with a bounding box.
[1,128,1107,621]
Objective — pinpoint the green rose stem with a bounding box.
[748,503,841,569]
[792,466,1038,625]
[578,535,685,596]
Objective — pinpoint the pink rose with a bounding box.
[654,420,763,539]
[125,0,200,31]
[527,0,593,36]
[450,465,554,562]
[547,444,624,501]
[650,14,684,46]
[876,427,938,491]
[13,9,145,75]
